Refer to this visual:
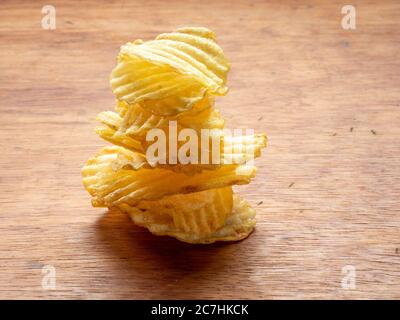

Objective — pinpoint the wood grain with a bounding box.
[0,0,399,299]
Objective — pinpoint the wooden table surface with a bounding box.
[0,0,399,299]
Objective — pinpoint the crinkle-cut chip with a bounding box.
[95,128,266,174]
[120,193,256,244]
[110,27,230,116]
[111,60,208,116]
[108,134,266,175]
[81,146,256,207]
[95,104,267,169]
[153,27,229,90]
[112,99,224,138]
[94,126,143,151]
[96,122,266,169]
[120,187,233,236]
[95,100,224,155]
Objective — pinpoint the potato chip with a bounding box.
[81,146,256,207]
[95,120,266,176]
[110,27,230,116]
[95,103,267,169]
[94,125,143,151]
[119,192,256,244]
[121,187,232,235]
[104,99,224,138]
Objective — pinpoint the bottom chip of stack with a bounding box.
[116,187,256,244]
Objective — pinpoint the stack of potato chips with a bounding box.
[82,27,267,243]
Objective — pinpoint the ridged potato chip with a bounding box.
[119,192,256,244]
[110,27,230,116]
[92,127,266,175]
[122,187,233,236]
[98,100,224,140]
[95,103,267,170]
[81,146,256,207]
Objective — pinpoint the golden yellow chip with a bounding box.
[120,187,233,236]
[95,103,267,170]
[81,146,256,207]
[119,192,256,244]
[99,100,224,140]
[110,27,230,116]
